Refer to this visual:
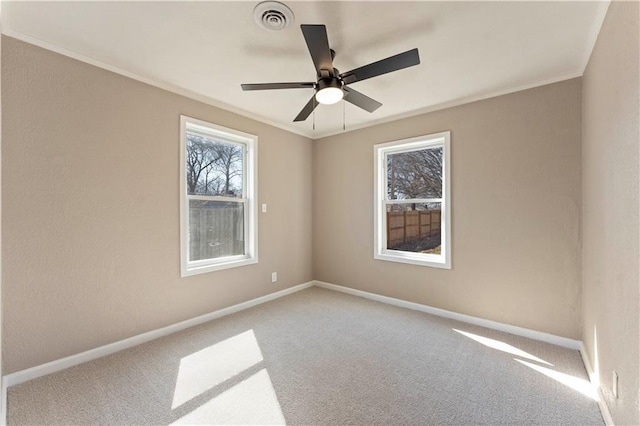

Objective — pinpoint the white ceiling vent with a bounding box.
[253,1,294,31]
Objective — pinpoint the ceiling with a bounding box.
[1,1,609,138]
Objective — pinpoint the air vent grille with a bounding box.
[253,1,294,31]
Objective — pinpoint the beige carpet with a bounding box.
[8,287,603,425]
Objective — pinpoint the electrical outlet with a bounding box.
[612,371,618,399]
[271,272,277,283]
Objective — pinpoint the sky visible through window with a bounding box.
[186,132,243,198]
[387,146,443,201]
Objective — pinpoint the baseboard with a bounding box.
[0,379,6,426]
[313,281,617,421]
[1,279,605,426]
[580,342,615,426]
[2,281,314,389]
[313,280,582,350]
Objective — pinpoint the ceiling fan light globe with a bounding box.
[315,87,344,105]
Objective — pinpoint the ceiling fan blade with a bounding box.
[343,87,382,113]
[241,82,315,91]
[301,24,334,77]
[293,96,318,122]
[340,48,420,85]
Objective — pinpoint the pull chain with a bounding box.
[312,96,316,131]
[343,98,346,131]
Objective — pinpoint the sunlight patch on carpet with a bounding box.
[170,369,286,425]
[515,359,598,401]
[454,329,553,366]
[172,329,264,409]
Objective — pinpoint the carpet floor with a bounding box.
[7,287,603,425]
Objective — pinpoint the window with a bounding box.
[374,131,451,269]
[180,116,257,276]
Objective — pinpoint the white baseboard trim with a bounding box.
[313,280,582,350]
[313,282,617,421]
[0,379,6,426]
[2,281,314,389]
[2,279,607,426]
[580,342,615,426]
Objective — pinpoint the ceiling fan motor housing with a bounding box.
[317,77,343,92]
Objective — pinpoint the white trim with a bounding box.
[314,280,581,350]
[580,343,615,426]
[385,198,442,205]
[2,281,313,389]
[373,131,451,269]
[179,115,258,277]
[187,195,246,203]
[1,280,601,426]
[0,29,314,139]
[375,251,448,269]
[0,5,4,423]
[182,257,258,276]
[2,29,586,141]
[185,119,257,145]
[316,72,583,139]
[0,381,5,426]
[580,1,611,74]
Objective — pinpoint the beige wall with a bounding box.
[314,78,583,339]
[582,1,640,424]
[3,15,637,423]
[1,36,313,374]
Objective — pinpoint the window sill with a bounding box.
[181,256,258,277]
[375,250,451,269]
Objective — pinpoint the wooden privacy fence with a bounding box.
[387,210,441,247]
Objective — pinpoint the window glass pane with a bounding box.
[186,132,243,197]
[387,147,443,200]
[189,200,244,261]
[386,202,441,254]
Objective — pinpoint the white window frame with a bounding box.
[373,131,451,269]
[180,116,258,277]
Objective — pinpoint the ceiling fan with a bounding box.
[241,24,421,122]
